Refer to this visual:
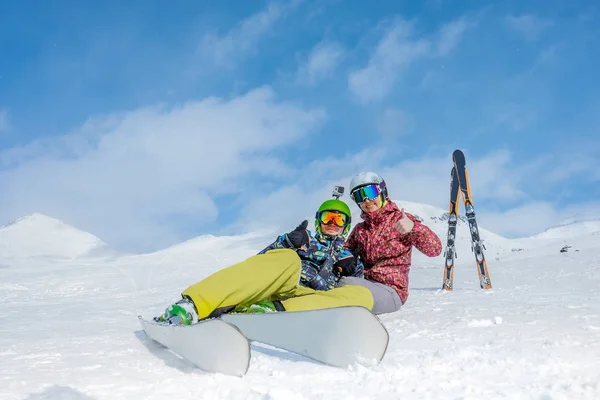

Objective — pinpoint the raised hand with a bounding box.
[395,208,415,235]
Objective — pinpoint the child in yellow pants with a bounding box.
[183,248,372,320]
[155,197,373,325]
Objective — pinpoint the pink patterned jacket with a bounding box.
[345,200,442,304]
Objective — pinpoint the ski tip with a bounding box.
[452,149,465,159]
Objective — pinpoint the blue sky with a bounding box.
[1,0,599,252]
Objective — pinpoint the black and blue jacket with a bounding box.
[259,231,364,291]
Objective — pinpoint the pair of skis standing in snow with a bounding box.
[141,154,490,376]
[442,150,493,291]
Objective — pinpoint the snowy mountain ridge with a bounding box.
[1,201,597,261]
[533,218,600,239]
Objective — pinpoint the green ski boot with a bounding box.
[154,298,198,325]
[237,300,280,314]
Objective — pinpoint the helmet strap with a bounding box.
[379,194,387,208]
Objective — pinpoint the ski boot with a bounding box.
[154,297,199,325]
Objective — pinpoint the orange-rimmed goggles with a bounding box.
[317,210,349,227]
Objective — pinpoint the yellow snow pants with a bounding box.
[182,248,374,320]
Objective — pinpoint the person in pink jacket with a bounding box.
[342,172,442,314]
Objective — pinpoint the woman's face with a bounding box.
[359,196,382,213]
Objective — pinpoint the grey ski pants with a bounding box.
[339,276,403,315]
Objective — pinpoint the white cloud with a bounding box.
[4,123,596,250]
[232,147,392,233]
[0,109,8,133]
[234,146,600,242]
[478,202,562,238]
[0,87,325,252]
[348,19,430,104]
[505,14,553,41]
[376,108,415,139]
[436,17,469,56]
[366,149,529,210]
[296,40,345,85]
[542,155,596,185]
[200,1,300,67]
[234,149,522,236]
[348,16,470,103]
[492,105,538,132]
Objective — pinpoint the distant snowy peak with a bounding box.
[533,219,600,239]
[2,213,56,229]
[0,213,107,259]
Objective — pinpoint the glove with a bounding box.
[334,255,357,276]
[285,220,310,249]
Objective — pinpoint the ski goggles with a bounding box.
[351,184,381,204]
[317,210,349,227]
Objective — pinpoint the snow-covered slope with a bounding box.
[1,207,599,399]
[0,213,108,259]
[497,220,600,263]
[142,230,277,266]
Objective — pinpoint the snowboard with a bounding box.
[221,306,389,368]
[138,316,250,377]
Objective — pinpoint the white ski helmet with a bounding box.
[349,172,389,202]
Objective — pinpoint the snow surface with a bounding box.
[1,204,599,400]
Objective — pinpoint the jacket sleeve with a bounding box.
[406,217,442,257]
[257,233,293,255]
